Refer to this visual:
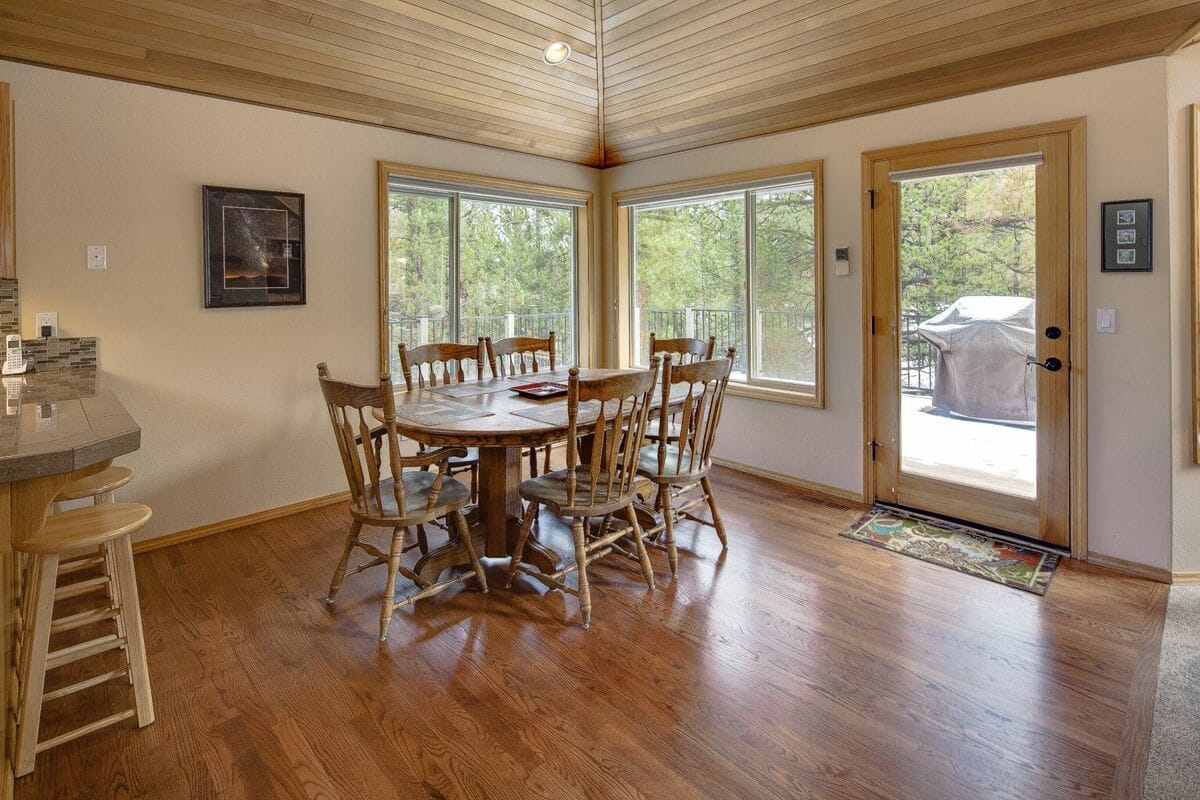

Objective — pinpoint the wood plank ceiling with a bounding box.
[2,1,1200,167]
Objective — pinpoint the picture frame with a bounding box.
[1100,198,1151,272]
[203,186,305,308]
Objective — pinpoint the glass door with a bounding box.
[869,133,1071,546]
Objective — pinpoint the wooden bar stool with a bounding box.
[55,466,133,506]
[14,503,155,777]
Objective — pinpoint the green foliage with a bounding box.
[899,166,1036,319]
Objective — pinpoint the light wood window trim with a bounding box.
[0,82,12,280]
[860,117,1088,558]
[377,162,594,374]
[611,161,826,408]
[1192,104,1200,464]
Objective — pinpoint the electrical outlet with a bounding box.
[86,245,107,270]
[34,312,58,338]
[35,403,57,433]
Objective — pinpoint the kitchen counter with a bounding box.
[0,368,140,483]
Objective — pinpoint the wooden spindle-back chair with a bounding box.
[397,339,487,500]
[485,333,557,477]
[505,362,660,628]
[317,363,486,641]
[486,332,555,377]
[648,333,715,364]
[635,350,734,577]
[646,333,718,441]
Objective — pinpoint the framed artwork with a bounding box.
[203,186,305,308]
[1100,198,1152,272]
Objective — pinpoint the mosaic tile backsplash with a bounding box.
[0,278,16,336]
[0,279,99,369]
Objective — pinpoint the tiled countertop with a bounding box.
[0,368,140,482]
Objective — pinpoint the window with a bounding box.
[619,163,823,404]
[379,164,590,378]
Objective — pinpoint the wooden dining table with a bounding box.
[387,367,684,582]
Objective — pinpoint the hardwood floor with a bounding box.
[14,467,1166,800]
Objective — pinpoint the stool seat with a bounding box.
[55,466,133,502]
[18,503,152,555]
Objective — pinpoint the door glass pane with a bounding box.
[753,184,817,385]
[385,190,451,378]
[631,195,747,375]
[459,198,576,369]
[898,164,1038,498]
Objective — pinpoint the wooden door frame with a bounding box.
[860,118,1089,559]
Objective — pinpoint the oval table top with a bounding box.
[387,367,685,448]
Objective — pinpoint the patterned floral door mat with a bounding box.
[840,506,1060,595]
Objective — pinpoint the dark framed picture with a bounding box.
[1101,199,1151,272]
[203,186,305,308]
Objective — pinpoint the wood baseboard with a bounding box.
[711,457,866,506]
[132,491,350,554]
[1171,570,1200,585]
[1086,552,1172,584]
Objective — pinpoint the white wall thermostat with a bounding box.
[2,334,27,375]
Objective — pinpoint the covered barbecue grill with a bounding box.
[916,296,1037,423]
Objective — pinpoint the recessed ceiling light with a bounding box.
[542,41,572,65]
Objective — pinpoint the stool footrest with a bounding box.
[54,576,109,601]
[50,607,119,636]
[46,634,122,670]
[58,557,105,576]
[42,668,129,703]
[34,708,135,753]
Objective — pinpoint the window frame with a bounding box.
[614,161,825,407]
[377,162,593,375]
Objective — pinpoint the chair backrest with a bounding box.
[398,340,486,388]
[485,333,555,378]
[649,333,716,365]
[653,349,734,476]
[316,363,407,517]
[564,362,659,509]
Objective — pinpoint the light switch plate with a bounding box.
[86,245,106,270]
[834,246,851,276]
[1096,308,1116,334]
[35,312,58,338]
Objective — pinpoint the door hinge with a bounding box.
[868,440,880,461]
[868,189,876,209]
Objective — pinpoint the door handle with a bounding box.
[1026,355,1063,372]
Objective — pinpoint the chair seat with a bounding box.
[645,419,682,441]
[352,470,471,525]
[55,466,133,501]
[18,503,153,555]
[635,444,710,482]
[519,466,637,516]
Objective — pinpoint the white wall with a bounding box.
[603,57,1176,568]
[0,61,601,542]
[1168,45,1200,573]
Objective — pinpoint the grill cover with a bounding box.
[916,296,1036,423]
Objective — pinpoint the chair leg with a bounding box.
[326,519,363,604]
[624,504,656,589]
[528,447,538,479]
[470,465,479,503]
[15,554,57,777]
[111,537,155,727]
[571,519,592,629]
[504,503,538,589]
[379,529,405,642]
[660,485,680,578]
[701,476,728,548]
[542,444,552,473]
[415,524,430,556]
[452,510,487,593]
